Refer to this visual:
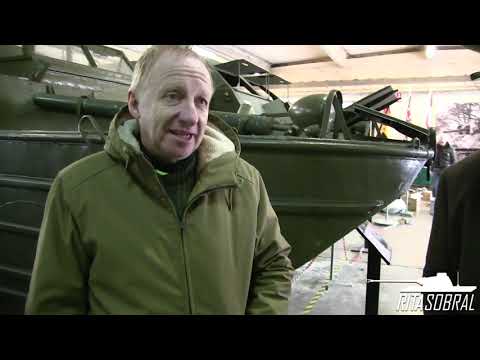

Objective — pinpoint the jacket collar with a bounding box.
[104,106,243,194]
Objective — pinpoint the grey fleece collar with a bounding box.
[116,118,236,172]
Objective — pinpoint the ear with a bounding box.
[128,90,140,119]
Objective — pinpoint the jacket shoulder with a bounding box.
[56,151,118,191]
[236,157,261,185]
[444,151,480,179]
[443,150,480,192]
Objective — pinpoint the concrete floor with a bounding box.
[288,200,433,315]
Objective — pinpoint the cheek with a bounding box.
[197,119,208,139]
[199,115,208,128]
[140,112,168,141]
[149,108,171,132]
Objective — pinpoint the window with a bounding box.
[35,45,90,66]
[87,45,132,75]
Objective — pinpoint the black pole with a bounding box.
[365,242,381,315]
[330,245,334,280]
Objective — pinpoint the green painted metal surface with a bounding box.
[413,167,432,187]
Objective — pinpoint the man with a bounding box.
[431,134,457,199]
[423,150,480,314]
[25,46,293,315]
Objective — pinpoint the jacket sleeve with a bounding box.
[246,174,294,315]
[423,172,456,282]
[25,176,90,314]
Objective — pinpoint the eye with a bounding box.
[163,90,181,104]
[197,97,209,107]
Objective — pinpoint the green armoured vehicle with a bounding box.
[0,45,435,314]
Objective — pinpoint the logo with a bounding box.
[368,273,476,313]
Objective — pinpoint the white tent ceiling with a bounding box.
[110,45,480,96]
[227,45,327,64]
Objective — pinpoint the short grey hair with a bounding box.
[129,45,212,95]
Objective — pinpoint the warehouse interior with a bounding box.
[1,45,479,315]
[111,45,480,315]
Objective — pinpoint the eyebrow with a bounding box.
[160,77,212,92]
[160,69,211,84]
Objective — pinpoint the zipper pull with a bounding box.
[226,188,233,211]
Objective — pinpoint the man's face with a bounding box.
[128,54,213,163]
[437,135,446,145]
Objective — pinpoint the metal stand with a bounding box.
[330,245,334,280]
[356,222,392,315]
[366,242,381,315]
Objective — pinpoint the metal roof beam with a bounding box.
[197,45,271,71]
[271,75,472,88]
[320,45,348,67]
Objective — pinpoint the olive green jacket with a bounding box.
[25,110,293,314]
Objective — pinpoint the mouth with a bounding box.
[169,129,195,140]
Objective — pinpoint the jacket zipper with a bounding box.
[141,155,237,314]
[138,157,194,313]
[179,185,236,314]
[156,191,194,314]
[178,221,192,313]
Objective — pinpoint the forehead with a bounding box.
[148,53,212,89]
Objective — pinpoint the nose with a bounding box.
[177,100,198,127]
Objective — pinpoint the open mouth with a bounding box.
[169,129,194,140]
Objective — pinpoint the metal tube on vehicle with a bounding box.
[33,94,126,118]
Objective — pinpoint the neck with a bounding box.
[140,143,197,174]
